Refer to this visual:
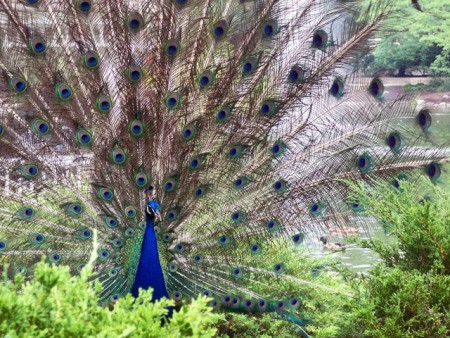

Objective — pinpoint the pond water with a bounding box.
[305,231,386,274]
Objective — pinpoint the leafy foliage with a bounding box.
[363,0,450,76]
[0,261,222,337]
[369,34,442,76]
[336,178,450,337]
[348,178,450,274]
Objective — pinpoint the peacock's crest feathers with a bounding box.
[0,0,448,322]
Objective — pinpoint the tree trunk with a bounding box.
[398,67,406,77]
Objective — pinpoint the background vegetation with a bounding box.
[364,0,449,77]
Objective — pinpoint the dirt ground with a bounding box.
[380,77,450,112]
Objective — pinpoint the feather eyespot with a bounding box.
[274,263,284,274]
[232,268,242,278]
[310,201,325,217]
[276,301,286,310]
[262,19,278,38]
[213,20,228,39]
[260,100,277,116]
[242,57,258,77]
[124,206,136,218]
[165,39,180,56]
[233,176,250,189]
[369,78,384,98]
[124,227,135,238]
[168,261,178,272]
[227,144,246,159]
[417,109,432,130]
[56,83,73,101]
[288,65,305,84]
[126,65,143,83]
[10,76,27,94]
[273,179,287,193]
[77,0,92,12]
[96,94,112,113]
[290,298,301,309]
[181,122,197,141]
[215,106,232,122]
[77,229,92,240]
[265,219,281,233]
[312,30,328,49]
[133,171,149,189]
[29,36,46,55]
[193,255,204,264]
[112,239,123,248]
[49,253,61,263]
[129,120,144,137]
[173,292,182,301]
[199,70,215,89]
[65,203,84,217]
[387,132,402,153]
[97,187,114,202]
[218,235,233,247]
[356,153,373,173]
[110,146,127,165]
[189,154,206,171]
[165,92,182,109]
[250,244,262,255]
[271,140,286,157]
[244,300,254,310]
[165,208,180,222]
[20,164,40,179]
[426,162,441,182]
[330,78,344,97]
[292,233,304,244]
[230,210,246,223]
[31,118,50,136]
[98,249,110,261]
[193,185,207,198]
[127,12,144,31]
[82,51,100,69]
[163,176,178,192]
[103,215,118,228]
[75,128,92,146]
[351,200,364,212]
[29,234,45,246]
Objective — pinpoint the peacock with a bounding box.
[0,0,448,324]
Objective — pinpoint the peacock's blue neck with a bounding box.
[130,219,168,300]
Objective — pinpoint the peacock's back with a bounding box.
[0,0,447,316]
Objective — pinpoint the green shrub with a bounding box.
[0,261,223,337]
[336,178,450,337]
[404,78,450,92]
[348,178,450,274]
